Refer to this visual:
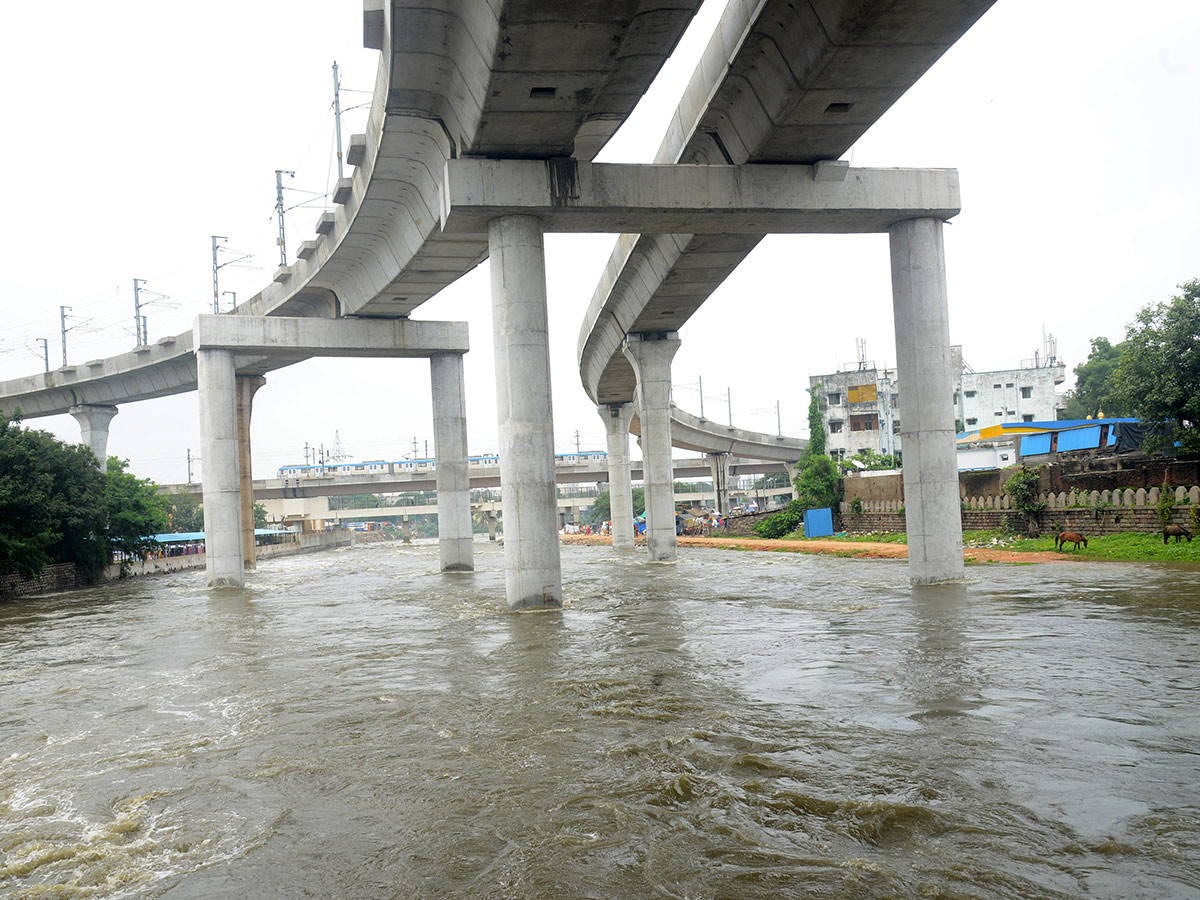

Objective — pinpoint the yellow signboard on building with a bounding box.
[848,384,878,403]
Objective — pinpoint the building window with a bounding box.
[1005,382,1014,389]
[994,411,1003,417]
[993,383,1002,389]
[827,392,841,405]
[1022,414,1034,422]
[1020,386,1032,399]
[966,417,978,426]
[892,420,901,434]
[850,413,878,432]
[891,393,899,408]
[964,390,976,398]
[829,420,844,433]
[953,392,960,404]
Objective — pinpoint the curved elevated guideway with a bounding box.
[1,0,996,606]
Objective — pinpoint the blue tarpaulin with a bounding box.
[803,507,834,538]
[1057,425,1101,452]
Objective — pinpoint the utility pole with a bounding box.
[36,338,48,372]
[699,375,704,419]
[332,61,344,181]
[275,169,295,266]
[133,278,145,345]
[141,315,149,345]
[60,305,70,366]
[211,235,226,313]
[187,448,194,483]
[777,400,781,436]
[304,442,312,465]
[727,387,732,427]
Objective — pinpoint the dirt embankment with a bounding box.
[559,533,1071,564]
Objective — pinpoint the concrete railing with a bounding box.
[842,485,1200,514]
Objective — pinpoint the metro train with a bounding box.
[277,450,608,479]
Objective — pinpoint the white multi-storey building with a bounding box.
[811,340,1066,463]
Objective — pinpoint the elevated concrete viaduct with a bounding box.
[0,0,997,604]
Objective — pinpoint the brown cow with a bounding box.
[1055,531,1088,551]
[1163,524,1193,544]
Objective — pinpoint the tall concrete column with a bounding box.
[622,332,681,561]
[489,214,561,609]
[599,402,636,550]
[68,404,119,472]
[706,452,732,514]
[889,217,964,583]
[197,348,244,587]
[431,352,473,571]
[236,375,266,570]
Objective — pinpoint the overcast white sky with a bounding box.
[1,1,1197,484]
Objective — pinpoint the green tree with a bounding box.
[254,502,269,529]
[1003,466,1045,537]
[1114,279,1200,453]
[164,492,204,532]
[1061,337,1128,420]
[807,384,826,456]
[837,447,898,475]
[795,454,839,510]
[105,458,169,560]
[584,487,645,524]
[0,413,107,578]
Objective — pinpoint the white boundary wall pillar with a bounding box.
[889,217,964,583]
[236,375,266,570]
[489,214,562,609]
[197,348,244,587]
[622,332,681,561]
[430,352,474,571]
[599,402,636,550]
[68,404,119,473]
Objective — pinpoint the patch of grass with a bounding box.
[971,529,1200,562]
[795,531,908,544]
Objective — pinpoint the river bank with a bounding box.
[560,532,1148,564]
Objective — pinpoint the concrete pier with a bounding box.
[889,217,964,583]
[430,353,473,571]
[197,348,244,587]
[622,332,681,561]
[706,452,732,514]
[600,402,636,550]
[236,375,266,570]
[68,404,119,473]
[489,214,561,609]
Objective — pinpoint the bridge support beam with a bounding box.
[600,402,636,550]
[431,352,473,571]
[489,214,561,609]
[236,375,266,570]
[889,217,963,584]
[197,348,244,587]
[622,332,681,561]
[68,404,119,473]
[706,452,732,515]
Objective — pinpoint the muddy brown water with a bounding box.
[2,540,1198,898]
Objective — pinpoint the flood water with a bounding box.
[2,540,1199,899]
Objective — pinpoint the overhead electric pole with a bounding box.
[275,169,295,266]
[222,291,237,311]
[60,305,70,366]
[211,235,227,313]
[133,278,145,345]
[36,337,48,372]
[332,61,344,181]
